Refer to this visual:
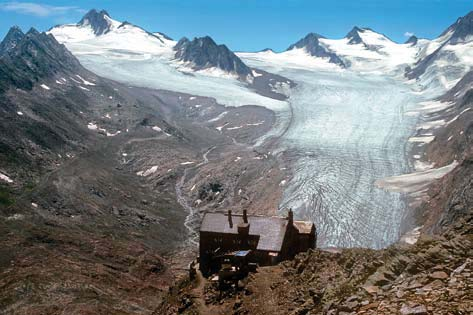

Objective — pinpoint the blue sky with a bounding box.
[0,0,472,52]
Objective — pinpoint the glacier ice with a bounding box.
[241,55,423,249]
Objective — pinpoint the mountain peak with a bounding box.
[286,33,324,51]
[174,36,252,79]
[79,9,113,36]
[26,27,40,36]
[287,33,345,67]
[441,10,473,44]
[0,29,82,92]
[0,26,25,55]
[345,26,366,44]
[405,35,418,45]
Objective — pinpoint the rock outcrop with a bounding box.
[174,36,252,79]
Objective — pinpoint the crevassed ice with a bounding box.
[241,55,423,249]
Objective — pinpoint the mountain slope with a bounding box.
[405,35,418,45]
[0,26,24,56]
[0,28,82,93]
[286,33,345,67]
[48,9,174,54]
[78,9,115,35]
[0,24,288,314]
[320,27,420,72]
[407,11,473,93]
[240,27,420,73]
[174,36,253,79]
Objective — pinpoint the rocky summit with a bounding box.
[174,36,253,79]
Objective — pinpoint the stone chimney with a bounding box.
[228,210,233,228]
[238,209,250,235]
[287,208,294,226]
[243,209,248,223]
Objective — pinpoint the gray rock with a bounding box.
[174,36,252,79]
[286,33,345,67]
[400,304,428,315]
[78,9,113,36]
[0,26,25,56]
[405,35,418,45]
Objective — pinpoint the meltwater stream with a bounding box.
[254,66,421,249]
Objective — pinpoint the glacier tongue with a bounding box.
[241,56,422,249]
[72,53,287,110]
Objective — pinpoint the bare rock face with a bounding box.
[405,35,418,45]
[0,26,25,56]
[0,27,82,92]
[345,26,365,45]
[441,10,473,44]
[174,36,252,79]
[407,11,473,79]
[78,9,113,36]
[287,33,345,67]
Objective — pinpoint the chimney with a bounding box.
[238,209,250,235]
[228,210,233,228]
[287,208,294,225]
[243,209,248,223]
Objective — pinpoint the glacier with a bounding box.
[71,46,424,249]
[240,54,423,249]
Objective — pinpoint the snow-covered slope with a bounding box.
[237,49,342,72]
[408,11,473,95]
[49,10,175,56]
[320,27,421,73]
[286,33,345,67]
[174,36,253,80]
[48,10,286,109]
[241,27,422,75]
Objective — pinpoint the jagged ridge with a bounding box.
[287,33,345,67]
[0,27,82,92]
[174,36,252,79]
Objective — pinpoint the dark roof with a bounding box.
[200,213,289,252]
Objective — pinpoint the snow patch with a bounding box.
[137,165,158,177]
[216,123,229,131]
[376,160,459,193]
[226,126,243,130]
[0,172,13,183]
[208,111,228,122]
[252,70,263,77]
[106,130,121,137]
[87,122,98,130]
[247,121,265,126]
[76,75,96,86]
[40,84,50,90]
[408,136,435,144]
